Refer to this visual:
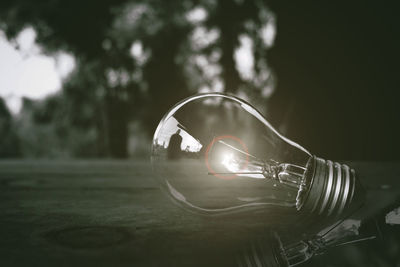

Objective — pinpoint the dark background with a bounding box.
[0,0,399,160]
[268,0,400,160]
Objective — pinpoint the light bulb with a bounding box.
[151,93,364,218]
[238,219,376,267]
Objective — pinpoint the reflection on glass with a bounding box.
[151,93,312,215]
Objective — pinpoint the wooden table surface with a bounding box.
[1,160,399,267]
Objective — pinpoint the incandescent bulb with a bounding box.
[151,93,364,218]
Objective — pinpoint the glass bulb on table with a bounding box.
[151,93,364,219]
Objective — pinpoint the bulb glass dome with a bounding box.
[151,93,313,215]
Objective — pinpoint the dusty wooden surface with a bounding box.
[0,160,399,267]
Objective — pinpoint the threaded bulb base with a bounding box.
[297,156,364,218]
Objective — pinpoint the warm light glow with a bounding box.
[221,152,240,173]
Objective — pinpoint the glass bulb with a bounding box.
[151,93,364,217]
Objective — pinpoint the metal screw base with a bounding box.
[298,156,364,218]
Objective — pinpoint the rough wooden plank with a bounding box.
[0,160,399,266]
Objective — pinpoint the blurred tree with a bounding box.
[0,0,275,158]
[0,97,20,157]
[16,95,98,158]
[181,0,276,113]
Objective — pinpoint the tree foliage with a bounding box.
[0,0,275,158]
